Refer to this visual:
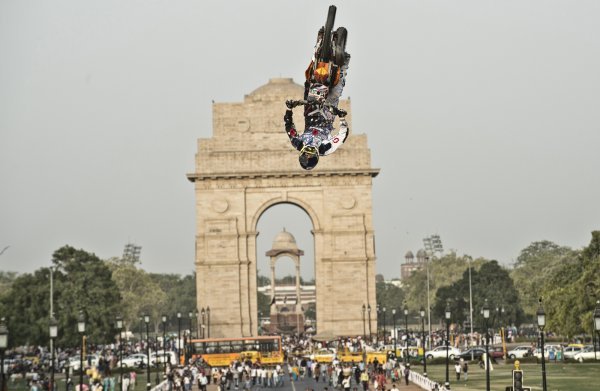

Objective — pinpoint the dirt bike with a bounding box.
[285,99,347,118]
[305,5,348,88]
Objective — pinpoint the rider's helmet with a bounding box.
[299,145,319,170]
[308,83,329,103]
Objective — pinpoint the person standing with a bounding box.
[403,365,410,386]
[462,362,468,382]
[454,362,461,381]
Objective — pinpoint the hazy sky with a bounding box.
[2,1,599,281]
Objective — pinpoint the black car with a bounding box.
[456,348,486,361]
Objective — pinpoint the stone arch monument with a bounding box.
[187,78,379,338]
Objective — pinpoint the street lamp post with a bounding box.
[188,311,194,363]
[594,301,600,361]
[161,315,167,375]
[207,307,211,338]
[383,307,387,342]
[177,312,182,364]
[537,299,547,391]
[483,302,491,391]
[49,317,58,391]
[367,305,372,340]
[77,310,86,391]
[155,333,160,385]
[115,315,124,391]
[194,310,199,339]
[403,304,409,365]
[0,318,9,391]
[466,255,474,360]
[201,308,205,339]
[420,307,427,377]
[144,314,151,391]
[362,305,366,341]
[376,305,380,341]
[444,305,451,390]
[392,309,397,356]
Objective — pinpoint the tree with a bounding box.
[511,240,574,317]
[434,260,524,330]
[0,246,121,347]
[375,281,405,315]
[107,257,167,334]
[149,273,196,333]
[542,231,600,337]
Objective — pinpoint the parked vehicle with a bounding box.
[563,345,584,359]
[456,348,486,361]
[507,346,531,359]
[425,346,461,360]
[150,351,177,366]
[573,346,599,362]
[117,354,148,368]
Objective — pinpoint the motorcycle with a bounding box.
[305,5,348,88]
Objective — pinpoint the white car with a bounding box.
[573,346,599,363]
[150,351,178,366]
[563,346,584,359]
[66,355,100,371]
[117,354,148,368]
[507,346,531,359]
[425,346,461,360]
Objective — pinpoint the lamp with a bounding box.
[143,314,151,391]
[49,316,58,391]
[161,314,168,376]
[483,301,490,391]
[537,299,547,391]
[0,318,8,391]
[77,310,86,391]
[420,307,427,377]
[115,314,124,390]
[444,304,451,389]
[403,303,409,365]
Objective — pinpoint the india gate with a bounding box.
[187,78,379,337]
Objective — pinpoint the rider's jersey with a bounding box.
[284,109,348,156]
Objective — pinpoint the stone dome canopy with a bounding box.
[245,78,304,103]
[416,249,427,259]
[272,228,298,250]
[405,251,414,259]
[266,228,304,257]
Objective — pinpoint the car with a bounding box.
[117,354,148,368]
[507,346,531,359]
[150,351,177,366]
[425,346,461,360]
[573,346,599,362]
[65,354,100,371]
[563,345,584,359]
[456,348,486,361]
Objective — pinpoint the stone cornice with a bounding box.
[186,168,380,182]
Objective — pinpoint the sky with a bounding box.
[2,0,600,281]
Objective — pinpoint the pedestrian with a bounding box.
[342,376,351,391]
[462,362,468,382]
[390,384,399,391]
[454,362,461,381]
[403,365,410,386]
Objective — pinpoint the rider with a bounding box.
[285,29,351,170]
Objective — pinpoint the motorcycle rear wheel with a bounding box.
[320,5,336,62]
[333,27,347,67]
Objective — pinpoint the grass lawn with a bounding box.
[411,361,600,391]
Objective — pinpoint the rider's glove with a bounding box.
[334,107,347,118]
[286,100,301,109]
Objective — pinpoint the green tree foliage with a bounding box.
[257,291,272,318]
[402,253,476,316]
[1,246,121,347]
[434,260,524,330]
[542,231,600,337]
[149,273,196,333]
[511,240,574,317]
[375,281,405,314]
[106,257,167,334]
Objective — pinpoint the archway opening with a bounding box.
[256,203,316,335]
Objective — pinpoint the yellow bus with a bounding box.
[190,336,283,367]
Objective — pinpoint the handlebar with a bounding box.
[286,99,347,117]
